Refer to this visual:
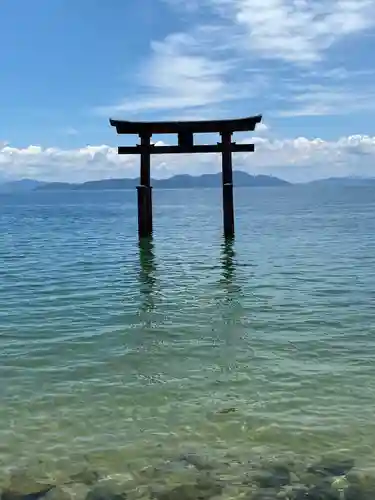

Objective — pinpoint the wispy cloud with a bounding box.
[63,127,79,136]
[96,0,375,119]
[275,86,375,117]
[209,0,375,63]
[97,32,246,117]
[273,67,375,116]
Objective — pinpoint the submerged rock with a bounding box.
[1,489,54,500]
[152,484,218,500]
[293,481,340,500]
[43,488,71,500]
[250,489,278,499]
[57,485,89,500]
[1,469,54,500]
[86,484,127,500]
[343,471,375,500]
[344,484,364,500]
[153,484,201,500]
[152,476,223,500]
[70,470,100,486]
[307,457,354,478]
[344,483,375,500]
[178,454,215,472]
[253,464,291,489]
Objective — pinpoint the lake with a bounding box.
[1,185,375,498]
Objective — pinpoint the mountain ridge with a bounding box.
[307,176,375,187]
[0,179,47,193]
[34,171,290,190]
[1,173,375,193]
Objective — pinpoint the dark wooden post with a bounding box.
[220,131,235,238]
[137,132,153,238]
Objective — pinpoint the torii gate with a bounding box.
[109,115,262,238]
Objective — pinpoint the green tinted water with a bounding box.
[1,186,375,486]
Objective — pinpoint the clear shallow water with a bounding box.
[1,186,375,487]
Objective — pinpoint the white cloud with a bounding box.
[63,127,79,136]
[210,0,375,64]
[1,134,374,183]
[272,69,375,116]
[97,33,245,117]
[275,87,375,117]
[97,0,375,119]
[255,122,268,133]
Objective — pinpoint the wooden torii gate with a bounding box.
[109,115,262,238]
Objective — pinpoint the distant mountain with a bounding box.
[35,178,138,191]
[35,181,79,190]
[0,179,45,193]
[36,172,290,191]
[5,175,375,193]
[308,177,375,187]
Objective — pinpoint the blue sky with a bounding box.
[1,0,375,182]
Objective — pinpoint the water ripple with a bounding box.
[1,187,375,476]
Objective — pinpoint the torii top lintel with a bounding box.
[109,115,262,135]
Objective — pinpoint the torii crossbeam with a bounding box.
[109,115,262,238]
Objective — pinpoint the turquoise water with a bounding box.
[1,186,375,494]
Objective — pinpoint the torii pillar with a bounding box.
[137,132,153,238]
[220,130,235,237]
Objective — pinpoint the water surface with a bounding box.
[1,186,375,483]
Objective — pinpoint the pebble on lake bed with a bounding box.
[5,452,375,500]
[216,408,237,415]
[178,453,217,471]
